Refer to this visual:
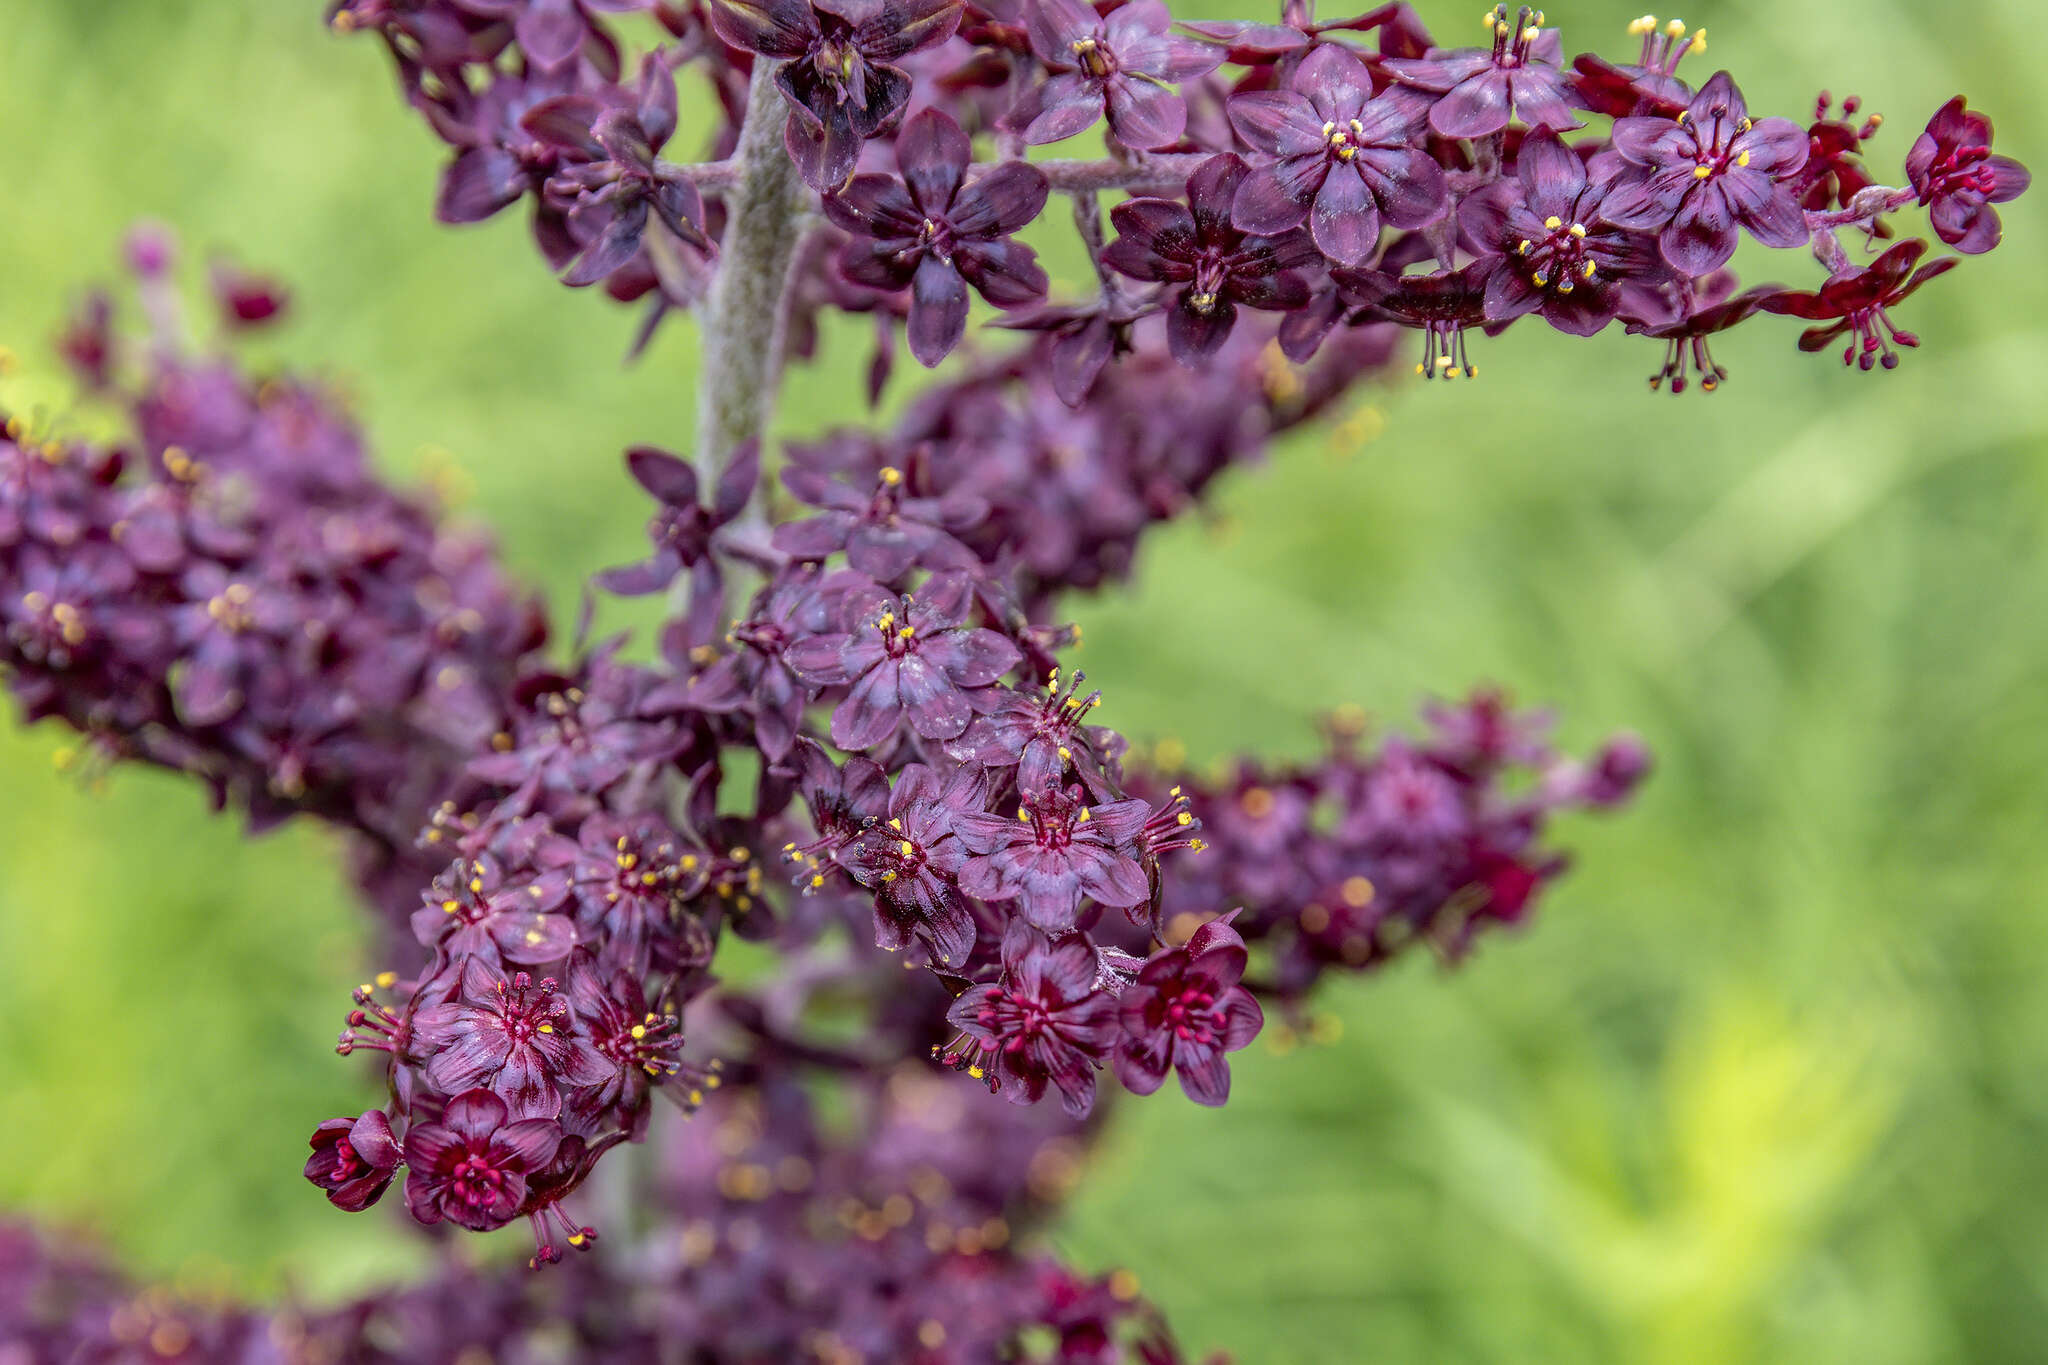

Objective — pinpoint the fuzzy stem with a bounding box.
[694,61,808,489]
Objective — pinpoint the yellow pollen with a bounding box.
[1342,875,1376,908]
[1018,806,1030,821]
[1543,216,1562,230]
[1693,164,1713,179]
[1628,15,1657,35]
[1077,808,1091,822]
[810,873,825,888]
[1521,24,1539,41]
[900,839,914,857]
[888,817,902,829]
[1582,259,1597,279]
[879,465,903,485]
[468,878,483,893]
[1176,811,1193,826]
[568,1232,586,1247]
[1568,222,1587,238]
[1664,16,1685,36]
[1737,150,1751,167]
[631,1024,647,1040]
[376,971,398,989]
[1532,272,1549,287]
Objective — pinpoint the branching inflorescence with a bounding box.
[0,0,2025,1359]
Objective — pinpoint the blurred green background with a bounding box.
[2,1,2045,1360]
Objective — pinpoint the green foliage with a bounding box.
[2,1,2045,1360]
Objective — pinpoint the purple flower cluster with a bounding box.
[1142,691,1649,1000]
[1,250,541,862]
[334,0,2023,385]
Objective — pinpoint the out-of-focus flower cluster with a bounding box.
[331,0,2023,386]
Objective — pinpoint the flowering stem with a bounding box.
[694,61,808,492]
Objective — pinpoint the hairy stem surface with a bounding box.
[694,62,808,486]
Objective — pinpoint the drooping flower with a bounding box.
[708,0,963,189]
[1602,70,1811,276]
[1906,96,2030,255]
[1114,912,1263,1106]
[1103,153,1317,365]
[402,1088,563,1231]
[1627,271,1776,393]
[1754,239,1957,370]
[955,781,1151,931]
[785,571,1022,749]
[1566,14,1701,120]
[1008,0,1222,150]
[825,109,1050,366]
[1226,43,1449,266]
[1458,127,1679,336]
[303,1109,401,1212]
[1382,3,1579,139]
[941,921,1118,1116]
[946,666,1121,797]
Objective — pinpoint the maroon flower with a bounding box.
[772,463,986,580]
[1382,3,1579,139]
[454,0,651,69]
[1459,128,1679,336]
[402,1088,563,1231]
[594,440,758,597]
[942,922,1117,1116]
[1906,96,2030,255]
[955,781,1150,931]
[561,957,688,1134]
[303,1109,400,1212]
[1113,912,1263,1106]
[1566,15,1700,120]
[946,666,1121,797]
[786,572,1022,749]
[825,109,1050,367]
[557,812,698,978]
[986,290,1154,406]
[1104,153,1317,365]
[1008,0,1221,150]
[1331,260,1495,378]
[841,762,982,964]
[1627,272,1777,393]
[1226,43,1449,266]
[709,0,962,190]
[412,853,578,967]
[415,960,611,1119]
[1755,239,1957,371]
[1603,70,1812,276]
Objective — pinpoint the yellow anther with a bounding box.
[1176,811,1193,826]
[631,1024,647,1040]
[888,817,902,830]
[1532,272,1549,287]
[1521,24,1539,41]
[1109,1268,1141,1301]
[881,870,897,882]
[442,899,459,913]
[1690,28,1705,51]
[900,839,915,857]
[1628,14,1657,35]
[537,1022,553,1034]
[376,971,398,989]
[879,465,903,485]
[1543,216,1562,230]
[1568,222,1587,238]
[1693,164,1712,179]
[1736,150,1751,167]
[1057,746,1071,760]
[897,625,915,639]
[1018,806,1030,821]
[1516,238,1532,254]
[1077,808,1091,822]
[810,873,825,888]
[967,1065,985,1080]
[1664,16,1685,36]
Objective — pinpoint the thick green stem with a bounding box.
[695,61,808,487]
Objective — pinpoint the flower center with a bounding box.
[1484,4,1545,68]
[1320,119,1365,162]
[871,607,920,658]
[1069,36,1114,79]
[1514,215,1599,294]
[451,1153,507,1207]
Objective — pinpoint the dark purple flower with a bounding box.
[595,440,758,596]
[415,959,611,1118]
[454,0,652,70]
[413,853,578,966]
[786,572,1022,749]
[1567,16,1701,120]
[562,957,690,1133]
[1603,70,1812,276]
[1009,0,1220,150]
[986,290,1154,406]
[1113,913,1262,1105]
[841,762,983,964]
[955,781,1150,931]
[558,812,699,977]
[526,60,708,286]
[1328,260,1494,377]
[1906,96,2030,255]
[672,565,861,762]
[772,463,986,580]
[469,660,681,807]
[1627,271,1777,393]
[709,0,962,190]
[1226,43,1449,266]
[946,666,1120,797]
[1459,127,1679,336]
[303,1109,400,1212]
[825,109,1050,366]
[1382,3,1578,139]
[1104,153,1317,364]
[1755,239,1957,370]
[402,1088,563,1231]
[942,922,1117,1116]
